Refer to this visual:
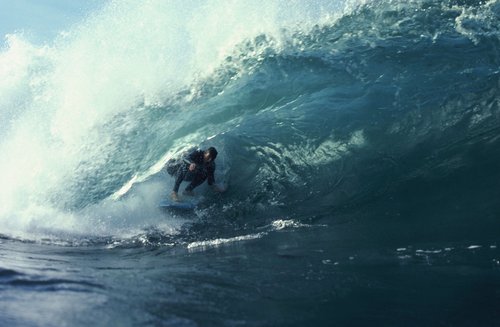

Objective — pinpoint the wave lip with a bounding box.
[0,0,499,242]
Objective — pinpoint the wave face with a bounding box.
[0,0,499,244]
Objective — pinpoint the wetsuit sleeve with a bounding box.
[207,163,215,186]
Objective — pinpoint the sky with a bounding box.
[0,0,107,44]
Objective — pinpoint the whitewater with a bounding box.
[1,0,499,326]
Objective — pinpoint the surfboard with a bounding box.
[158,196,202,210]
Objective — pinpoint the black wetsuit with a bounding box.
[172,149,216,193]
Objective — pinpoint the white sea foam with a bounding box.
[187,232,266,250]
[187,218,317,251]
[271,219,310,230]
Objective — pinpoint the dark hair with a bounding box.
[207,147,218,160]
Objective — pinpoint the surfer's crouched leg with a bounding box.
[184,173,207,195]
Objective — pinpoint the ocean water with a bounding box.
[1,0,499,326]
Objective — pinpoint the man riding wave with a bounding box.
[166,147,224,201]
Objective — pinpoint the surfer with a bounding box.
[167,147,224,201]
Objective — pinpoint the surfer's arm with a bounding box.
[207,165,215,186]
[185,150,202,171]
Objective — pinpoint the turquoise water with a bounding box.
[1,0,499,325]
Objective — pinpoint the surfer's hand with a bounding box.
[171,191,180,202]
[189,163,196,171]
[213,184,225,193]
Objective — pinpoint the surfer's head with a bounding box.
[204,147,218,162]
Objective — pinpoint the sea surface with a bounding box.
[1,0,499,326]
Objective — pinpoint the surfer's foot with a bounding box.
[183,190,194,197]
[171,191,180,202]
